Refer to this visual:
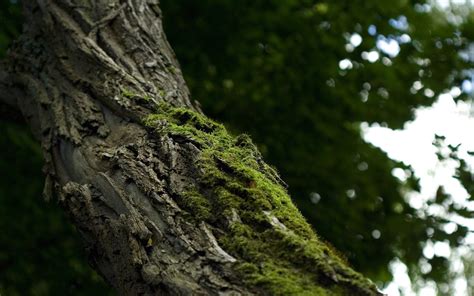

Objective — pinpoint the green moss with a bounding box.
[121,88,150,101]
[144,103,378,295]
[181,189,212,220]
[120,87,136,99]
[158,90,166,99]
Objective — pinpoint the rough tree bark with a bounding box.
[0,1,383,295]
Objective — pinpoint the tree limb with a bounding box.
[1,0,383,295]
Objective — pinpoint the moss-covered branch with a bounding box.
[5,1,383,293]
[145,104,381,295]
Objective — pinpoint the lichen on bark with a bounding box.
[144,103,380,295]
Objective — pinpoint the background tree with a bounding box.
[1,0,473,295]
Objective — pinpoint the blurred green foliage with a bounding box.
[0,0,21,58]
[464,253,474,296]
[0,0,473,294]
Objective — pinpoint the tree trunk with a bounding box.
[0,1,383,295]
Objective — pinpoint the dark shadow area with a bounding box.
[0,122,113,295]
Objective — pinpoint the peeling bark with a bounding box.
[0,1,383,295]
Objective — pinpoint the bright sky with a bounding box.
[363,93,474,296]
[339,1,474,293]
[364,92,474,212]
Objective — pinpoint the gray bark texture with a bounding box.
[0,1,384,295]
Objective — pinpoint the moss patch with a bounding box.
[144,103,379,295]
[121,87,150,101]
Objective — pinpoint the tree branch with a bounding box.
[0,0,384,295]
